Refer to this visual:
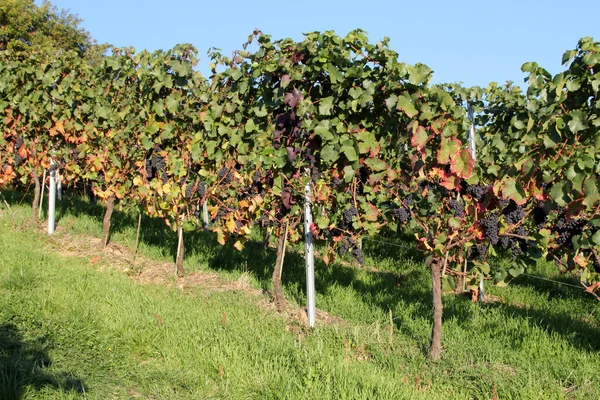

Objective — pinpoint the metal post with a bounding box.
[304,181,316,328]
[202,200,209,230]
[48,161,57,234]
[468,105,476,163]
[467,105,484,302]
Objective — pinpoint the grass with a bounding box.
[0,190,599,399]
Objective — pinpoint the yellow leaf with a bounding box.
[215,228,226,245]
[133,176,143,186]
[226,218,237,233]
[574,254,589,268]
[233,240,244,251]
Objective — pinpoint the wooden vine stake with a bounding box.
[429,257,443,361]
[101,195,115,249]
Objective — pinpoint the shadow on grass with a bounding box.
[5,189,600,354]
[0,324,86,399]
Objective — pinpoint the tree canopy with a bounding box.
[0,0,103,59]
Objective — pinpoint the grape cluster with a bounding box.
[554,214,586,247]
[498,226,528,259]
[146,154,165,180]
[197,181,206,198]
[468,244,487,260]
[331,177,343,187]
[185,182,195,199]
[449,199,464,218]
[533,202,548,228]
[480,213,499,245]
[311,166,319,184]
[252,170,263,185]
[392,207,411,222]
[217,167,233,183]
[338,237,352,256]
[403,194,414,207]
[160,171,168,184]
[342,207,358,226]
[13,137,24,166]
[351,247,365,266]
[464,184,487,202]
[502,201,524,224]
[336,237,365,265]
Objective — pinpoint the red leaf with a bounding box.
[449,149,474,179]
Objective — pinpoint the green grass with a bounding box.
[0,191,599,399]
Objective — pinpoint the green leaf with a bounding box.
[319,96,334,116]
[314,120,333,141]
[502,178,527,205]
[385,94,398,111]
[437,138,461,165]
[549,181,572,207]
[583,176,600,207]
[145,122,160,136]
[411,126,428,150]
[567,114,587,134]
[245,118,256,133]
[165,93,181,113]
[139,134,153,150]
[591,230,600,245]
[340,141,358,162]
[448,217,462,230]
[397,94,418,118]
[343,165,355,183]
[320,145,339,163]
[406,64,432,85]
[365,157,387,171]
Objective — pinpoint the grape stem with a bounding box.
[503,232,530,241]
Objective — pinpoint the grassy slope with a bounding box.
[0,193,599,399]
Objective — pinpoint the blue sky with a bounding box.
[45,0,599,88]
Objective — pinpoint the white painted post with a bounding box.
[467,105,484,303]
[468,105,476,163]
[202,200,209,230]
[48,160,57,234]
[304,180,316,328]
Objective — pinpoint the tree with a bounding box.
[0,0,103,60]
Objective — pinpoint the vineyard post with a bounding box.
[202,200,209,230]
[468,105,485,303]
[48,161,57,234]
[304,180,316,328]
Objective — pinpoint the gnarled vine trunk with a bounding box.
[31,166,40,220]
[429,257,443,361]
[101,195,115,249]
